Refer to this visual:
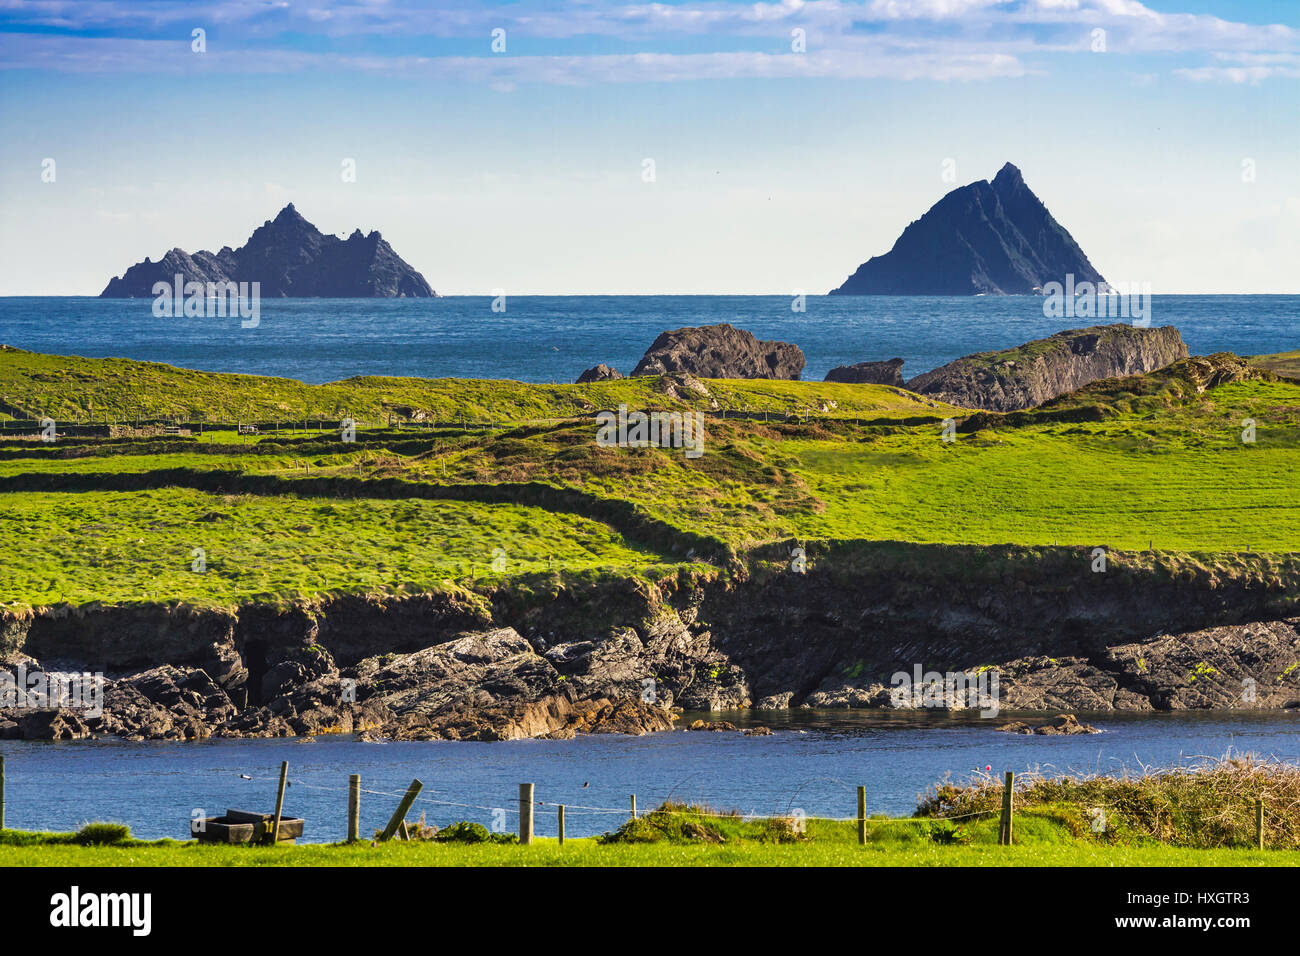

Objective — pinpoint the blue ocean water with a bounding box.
[0,295,1295,384]
[2,710,1298,842]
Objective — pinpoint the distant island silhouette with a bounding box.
[831,163,1107,296]
[100,204,434,298]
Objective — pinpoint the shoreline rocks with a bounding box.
[5,543,1300,742]
[576,364,622,384]
[824,358,905,386]
[632,324,805,380]
[996,714,1101,735]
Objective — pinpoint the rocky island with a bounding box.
[100,204,434,298]
[831,163,1107,296]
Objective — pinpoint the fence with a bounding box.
[0,756,1289,850]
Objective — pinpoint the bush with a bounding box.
[74,822,131,845]
[434,821,518,845]
[916,754,1300,849]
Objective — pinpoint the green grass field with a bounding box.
[0,488,676,608]
[3,804,1294,867]
[0,347,1297,609]
[3,837,1290,867]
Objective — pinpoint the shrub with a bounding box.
[74,822,131,845]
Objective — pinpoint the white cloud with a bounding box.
[0,0,1294,84]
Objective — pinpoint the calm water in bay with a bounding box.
[3,711,1299,842]
[0,295,1295,384]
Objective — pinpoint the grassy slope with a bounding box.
[0,489,676,608]
[1251,350,1300,379]
[0,349,1297,608]
[0,347,954,423]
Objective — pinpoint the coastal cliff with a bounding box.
[5,544,1299,742]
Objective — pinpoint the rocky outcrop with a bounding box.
[905,324,1189,411]
[997,714,1101,735]
[831,162,1107,295]
[101,204,434,298]
[5,541,1300,741]
[824,359,905,386]
[576,364,623,384]
[631,324,805,380]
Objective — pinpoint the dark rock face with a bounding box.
[831,163,1107,295]
[905,324,1188,411]
[632,324,805,380]
[824,358,905,386]
[576,364,623,384]
[101,204,434,298]
[6,539,1300,740]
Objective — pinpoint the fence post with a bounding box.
[1255,798,1264,850]
[269,760,288,844]
[519,783,534,845]
[999,771,1014,845]
[630,794,637,820]
[558,805,565,846]
[347,774,360,843]
[0,753,5,830]
[379,779,423,842]
[857,785,866,845]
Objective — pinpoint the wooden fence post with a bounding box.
[999,771,1014,845]
[269,761,288,844]
[1255,798,1264,850]
[379,779,423,842]
[857,785,866,845]
[347,774,360,843]
[558,805,565,846]
[0,753,5,830]
[519,783,534,845]
[630,794,637,820]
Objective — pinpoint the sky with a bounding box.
[0,0,1296,295]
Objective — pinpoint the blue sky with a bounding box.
[0,0,1296,294]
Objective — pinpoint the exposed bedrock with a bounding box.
[824,358,906,386]
[905,324,1189,412]
[631,324,805,380]
[3,544,1299,741]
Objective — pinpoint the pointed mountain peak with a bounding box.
[991,162,1024,190]
[273,202,308,224]
[831,161,1105,295]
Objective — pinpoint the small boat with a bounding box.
[191,809,304,844]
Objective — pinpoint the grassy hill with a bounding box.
[0,347,1296,610]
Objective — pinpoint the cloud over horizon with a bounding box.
[0,0,1295,85]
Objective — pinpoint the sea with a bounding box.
[0,293,1297,841]
[0,294,1295,384]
